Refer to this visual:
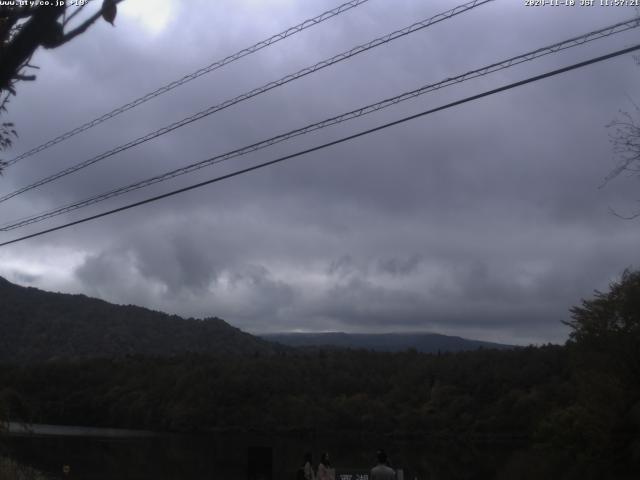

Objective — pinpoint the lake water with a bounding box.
[2,424,534,480]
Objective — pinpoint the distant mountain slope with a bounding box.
[0,277,275,362]
[261,332,513,353]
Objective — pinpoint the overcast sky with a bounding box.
[1,0,639,344]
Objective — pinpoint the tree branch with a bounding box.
[51,0,124,47]
[13,73,35,81]
[608,206,640,220]
[63,0,95,27]
[51,10,101,47]
[0,5,64,91]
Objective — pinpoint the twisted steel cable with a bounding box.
[0,0,494,204]
[2,42,639,247]
[5,0,373,167]
[2,15,638,232]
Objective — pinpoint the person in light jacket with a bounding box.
[371,450,396,480]
[302,452,315,480]
[316,452,335,480]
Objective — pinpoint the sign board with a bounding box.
[336,468,404,480]
[336,473,369,480]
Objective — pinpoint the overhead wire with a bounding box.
[2,16,638,232]
[1,42,638,248]
[0,0,494,204]
[4,0,373,167]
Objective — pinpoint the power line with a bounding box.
[2,16,638,232]
[0,0,494,204]
[1,43,638,248]
[5,0,373,167]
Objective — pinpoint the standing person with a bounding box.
[371,450,396,480]
[299,452,315,480]
[316,452,335,480]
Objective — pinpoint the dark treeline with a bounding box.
[0,346,569,435]
[0,342,637,477]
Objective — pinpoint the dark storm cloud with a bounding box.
[377,255,423,276]
[0,0,639,344]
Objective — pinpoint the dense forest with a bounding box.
[0,271,638,478]
[0,346,568,435]
[0,344,635,477]
[261,332,512,353]
[0,276,276,362]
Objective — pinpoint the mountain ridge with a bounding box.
[0,276,276,362]
[261,331,514,353]
[0,276,513,362]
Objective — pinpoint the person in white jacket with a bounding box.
[371,450,396,480]
[303,452,315,480]
[316,452,335,480]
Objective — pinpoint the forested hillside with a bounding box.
[0,277,275,362]
[262,332,512,352]
[0,276,511,362]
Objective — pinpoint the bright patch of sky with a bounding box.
[119,0,175,36]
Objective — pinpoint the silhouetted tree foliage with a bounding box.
[0,387,29,430]
[605,86,640,219]
[0,0,122,168]
[536,269,640,478]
